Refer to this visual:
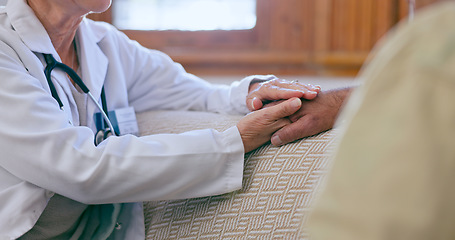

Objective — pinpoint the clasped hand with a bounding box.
[238,78,351,152]
[237,78,322,152]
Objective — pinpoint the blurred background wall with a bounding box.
[83,0,440,76]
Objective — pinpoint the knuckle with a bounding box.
[269,78,281,85]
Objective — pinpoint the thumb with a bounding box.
[249,97,264,111]
[265,97,302,120]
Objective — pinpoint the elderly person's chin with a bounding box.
[79,0,112,14]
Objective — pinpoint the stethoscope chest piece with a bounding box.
[95,128,114,146]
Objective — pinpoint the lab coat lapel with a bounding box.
[77,20,108,104]
[6,0,77,121]
[76,19,108,128]
[7,0,55,55]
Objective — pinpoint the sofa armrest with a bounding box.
[136,110,337,239]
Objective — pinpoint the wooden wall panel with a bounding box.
[358,0,374,51]
[89,0,441,76]
[312,0,397,75]
[313,0,331,53]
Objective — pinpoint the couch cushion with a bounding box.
[136,110,337,239]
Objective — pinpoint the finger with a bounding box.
[262,97,302,121]
[262,100,284,109]
[270,123,306,146]
[312,84,322,92]
[247,81,321,111]
[302,90,318,100]
[272,80,321,99]
[288,105,306,122]
[272,118,293,131]
[247,87,304,111]
[270,117,320,146]
[279,80,321,93]
[250,97,264,111]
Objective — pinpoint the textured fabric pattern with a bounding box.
[136,110,337,239]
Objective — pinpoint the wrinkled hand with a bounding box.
[246,78,321,111]
[269,88,352,146]
[237,98,302,153]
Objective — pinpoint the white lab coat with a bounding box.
[0,0,273,239]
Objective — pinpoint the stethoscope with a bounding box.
[43,53,118,145]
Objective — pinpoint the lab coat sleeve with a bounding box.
[101,24,271,115]
[0,49,245,204]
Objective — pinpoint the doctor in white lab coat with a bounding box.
[0,0,324,239]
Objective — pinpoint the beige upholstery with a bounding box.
[136,110,338,239]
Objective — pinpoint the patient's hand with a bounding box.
[269,88,352,146]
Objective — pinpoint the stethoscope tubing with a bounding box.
[87,91,117,137]
[43,53,118,136]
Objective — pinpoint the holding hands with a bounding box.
[270,88,351,146]
[237,97,302,153]
[238,77,351,152]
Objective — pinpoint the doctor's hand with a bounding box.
[237,97,302,153]
[269,88,352,146]
[246,78,321,111]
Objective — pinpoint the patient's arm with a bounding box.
[270,87,353,146]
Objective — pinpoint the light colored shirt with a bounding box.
[308,2,455,240]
